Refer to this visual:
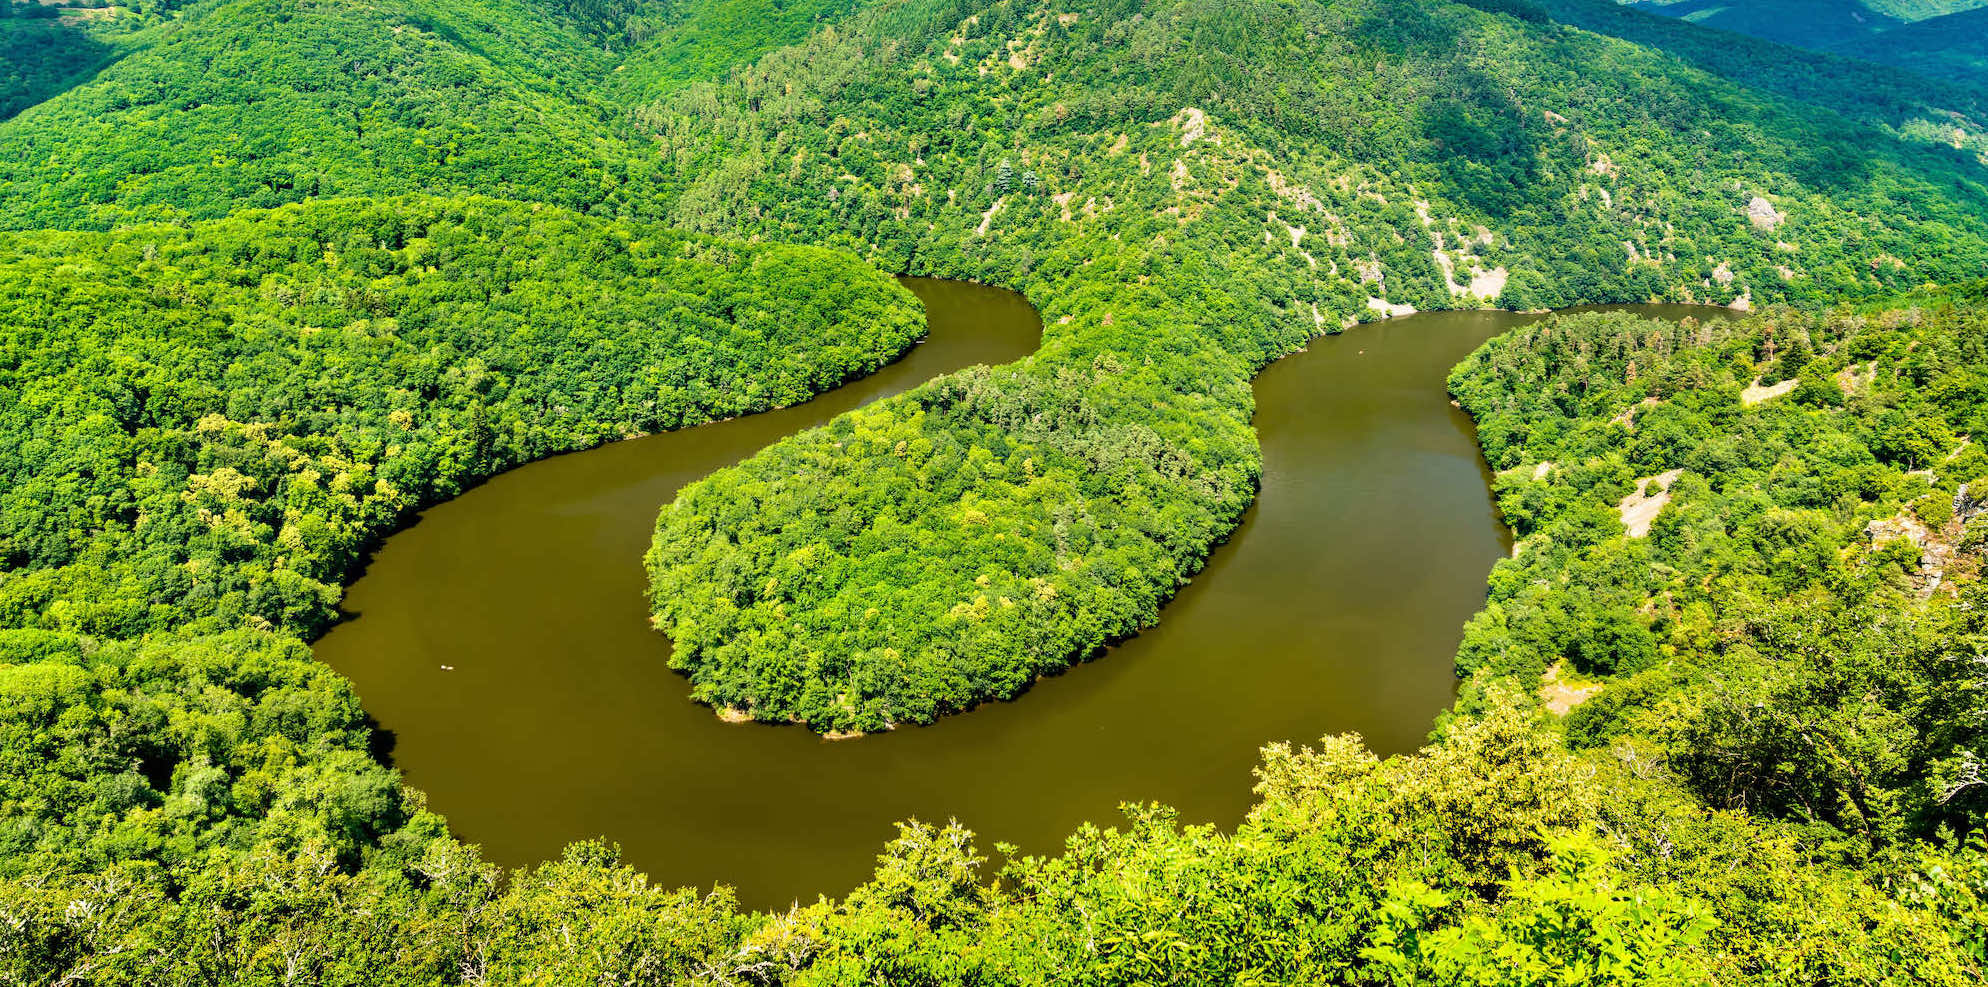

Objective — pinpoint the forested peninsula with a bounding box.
[0,0,1986,981]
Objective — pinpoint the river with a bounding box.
[316,278,1706,908]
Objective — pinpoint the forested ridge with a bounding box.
[1,0,1987,980]
[0,0,872,228]
[1620,0,1983,52]
[1831,6,1988,91]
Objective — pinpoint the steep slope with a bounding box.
[0,0,907,229]
[0,0,641,228]
[637,0,1988,732]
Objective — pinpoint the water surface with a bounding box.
[318,283,1705,908]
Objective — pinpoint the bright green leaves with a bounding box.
[477,841,753,985]
[1363,834,1718,987]
[648,335,1261,734]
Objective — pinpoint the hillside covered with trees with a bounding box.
[0,195,925,640]
[0,0,1986,981]
[1623,0,1984,52]
[0,0,872,228]
[1833,5,1988,90]
[637,0,1988,733]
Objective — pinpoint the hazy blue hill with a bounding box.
[1622,0,1988,85]
[1831,4,1988,88]
[1534,0,1982,122]
[1626,0,1906,49]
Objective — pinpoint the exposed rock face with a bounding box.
[1618,468,1683,538]
[1366,297,1416,318]
[1867,509,1959,599]
[1747,196,1785,230]
[975,195,1005,235]
[1867,513,1931,549]
[1741,377,1798,405]
[1431,248,1508,300]
[1541,662,1600,715]
[1175,106,1208,146]
[1958,483,1988,526]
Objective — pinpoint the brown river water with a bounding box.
[317,278,1708,908]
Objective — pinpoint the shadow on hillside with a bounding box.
[0,11,119,122]
[1417,97,1543,219]
[1349,0,1458,54]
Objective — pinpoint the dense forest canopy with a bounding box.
[0,0,1985,980]
[1449,293,1988,839]
[0,195,925,640]
[0,0,872,227]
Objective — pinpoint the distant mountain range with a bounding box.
[1625,0,1988,85]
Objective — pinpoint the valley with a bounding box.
[324,286,1705,907]
[0,0,1985,981]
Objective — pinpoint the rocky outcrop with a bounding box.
[1619,469,1683,538]
[1956,482,1988,525]
[1742,377,1798,405]
[1747,196,1785,230]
